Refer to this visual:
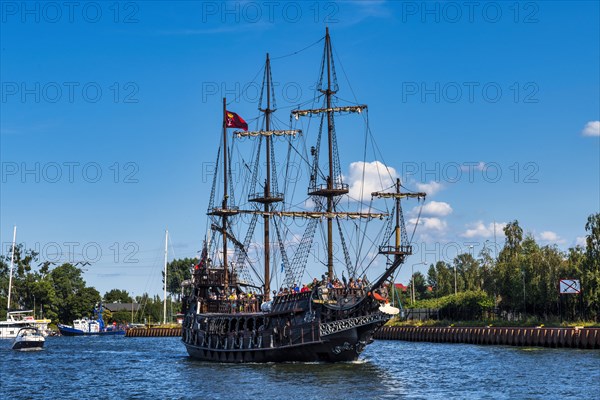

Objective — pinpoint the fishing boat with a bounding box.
[181,28,426,362]
[58,303,126,336]
[12,327,45,351]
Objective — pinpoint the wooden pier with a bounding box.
[126,327,181,337]
[374,326,600,348]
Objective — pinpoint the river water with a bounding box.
[1,337,598,399]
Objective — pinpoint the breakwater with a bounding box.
[374,326,600,348]
[126,327,181,337]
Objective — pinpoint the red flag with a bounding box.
[225,110,248,131]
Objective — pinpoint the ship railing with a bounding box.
[317,288,366,303]
[200,298,260,314]
[271,291,311,312]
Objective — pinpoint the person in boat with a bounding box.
[300,284,310,293]
[293,283,300,293]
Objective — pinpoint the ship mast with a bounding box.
[291,28,367,282]
[222,97,229,291]
[263,54,273,300]
[373,179,426,263]
[229,54,302,298]
[325,27,335,280]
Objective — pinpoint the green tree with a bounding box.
[583,213,600,319]
[103,289,132,303]
[426,264,438,294]
[164,258,194,300]
[495,220,524,311]
[49,263,100,323]
[434,261,454,297]
[454,253,480,292]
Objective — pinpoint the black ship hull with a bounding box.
[183,316,387,363]
[182,290,393,363]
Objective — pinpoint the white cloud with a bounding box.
[409,217,447,232]
[347,161,398,202]
[461,221,507,239]
[575,236,586,247]
[460,162,486,172]
[415,181,443,196]
[538,231,566,244]
[413,201,453,217]
[582,121,600,137]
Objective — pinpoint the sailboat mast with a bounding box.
[325,27,334,280]
[222,97,229,290]
[264,53,272,300]
[163,228,168,324]
[7,225,16,312]
[395,179,401,251]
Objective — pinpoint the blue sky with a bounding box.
[1,1,599,297]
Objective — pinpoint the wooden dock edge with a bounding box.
[374,326,600,349]
[126,327,182,337]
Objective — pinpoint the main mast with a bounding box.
[325,27,335,280]
[263,54,273,300]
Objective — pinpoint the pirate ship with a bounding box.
[181,28,426,362]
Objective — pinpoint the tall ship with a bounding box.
[182,29,426,362]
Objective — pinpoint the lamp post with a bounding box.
[412,262,426,305]
[454,263,458,296]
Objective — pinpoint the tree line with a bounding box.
[402,213,600,321]
[0,246,183,324]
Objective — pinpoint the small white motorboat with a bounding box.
[12,327,45,351]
